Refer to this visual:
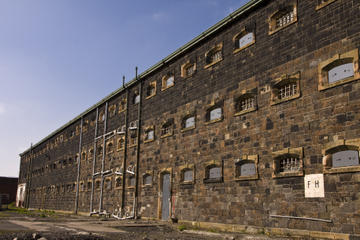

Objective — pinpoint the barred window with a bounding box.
[161,120,173,137]
[207,51,222,65]
[115,177,122,188]
[276,11,294,28]
[278,82,297,100]
[185,64,195,76]
[235,94,256,114]
[279,156,300,173]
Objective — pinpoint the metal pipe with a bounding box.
[270,215,332,223]
[134,66,143,219]
[25,143,33,208]
[90,108,99,213]
[99,102,108,212]
[74,117,83,214]
[120,76,130,217]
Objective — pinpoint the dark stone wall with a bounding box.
[19,0,360,234]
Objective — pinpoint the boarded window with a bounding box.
[236,161,256,177]
[328,63,354,83]
[145,129,154,141]
[134,94,140,104]
[239,32,254,48]
[183,169,193,182]
[184,116,195,129]
[166,76,174,87]
[332,150,359,168]
[209,167,221,179]
[105,179,112,190]
[210,107,222,121]
[129,177,136,187]
[144,175,152,185]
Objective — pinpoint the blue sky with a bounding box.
[0,0,248,177]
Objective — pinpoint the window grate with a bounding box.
[279,83,297,100]
[276,11,294,28]
[161,125,171,136]
[185,65,195,76]
[209,51,222,63]
[279,157,300,172]
[240,97,255,111]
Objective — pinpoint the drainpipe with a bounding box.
[121,76,130,217]
[99,102,109,212]
[90,108,99,213]
[25,143,33,209]
[75,117,83,214]
[134,67,143,219]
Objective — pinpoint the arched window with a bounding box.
[161,119,174,138]
[235,93,257,116]
[182,169,193,182]
[206,103,223,123]
[181,114,196,130]
[204,163,222,183]
[143,174,152,186]
[146,81,157,99]
[233,28,255,53]
[269,4,297,35]
[323,141,360,173]
[271,72,301,105]
[181,61,196,78]
[205,43,223,68]
[162,73,175,90]
[318,49,359,90]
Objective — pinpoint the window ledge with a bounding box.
[233,41,255,55]
[181,126,195,133]
[272,171,303,178]
[161,84,174,91]
[160,133,173,139]
[116,148,124,152]
[205,118,223,125]
[180,181,194,185]
[316,0,337,10]
[318,77,360,91]
[129,144,137,148]
[203,177,223,184]
[127,186,135,189]
[145,94,156,100]
[142,184,152,188]
[114,186,122,190]
[204,58,223,69]
[324,166,360,174]
[269,19,297,35]
[234,107,257,117]
[270,93,301,106]
[235,174,259,181]
[118,109,126,113]
[144,139,155,144]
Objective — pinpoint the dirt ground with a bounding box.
[0,207,292,240]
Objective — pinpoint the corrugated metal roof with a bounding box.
[20,0,265,156]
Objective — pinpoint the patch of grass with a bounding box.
[178,225,186,231]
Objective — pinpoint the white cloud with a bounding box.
[0,102,5,115]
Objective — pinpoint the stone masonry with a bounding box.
[18,0,360,236]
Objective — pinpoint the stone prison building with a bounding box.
[18,0,360,237]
